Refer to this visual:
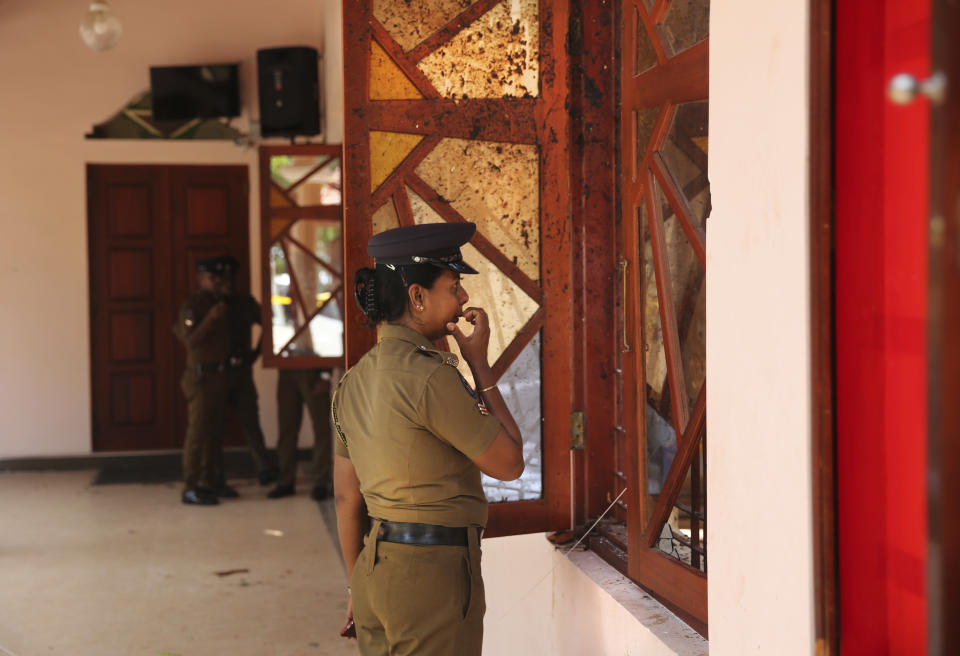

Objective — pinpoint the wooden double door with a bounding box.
[87,165,249,451]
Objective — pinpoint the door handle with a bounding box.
[888,72,948,106]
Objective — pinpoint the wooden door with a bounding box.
[619,0,709,630]
[88,165,249,451]
[341,0,572,537]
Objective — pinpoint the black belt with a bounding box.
[194,356,247,373]
[375,520,472,547]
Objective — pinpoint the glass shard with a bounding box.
[369,131,425,191]
[482,332,543,502]
[636,106,660,177]
[415,138,540,281]
[418,0,539,98]
[660,0,710,57]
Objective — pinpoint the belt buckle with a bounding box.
[229,356,243,367]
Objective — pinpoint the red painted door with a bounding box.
[836,0,938,652]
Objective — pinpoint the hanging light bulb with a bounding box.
[79,1,123,52]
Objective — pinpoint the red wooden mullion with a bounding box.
[269,179,301,209]
[284,156,332,195]
[284,232,343,280]
[629,39,708,110]
[635,0,669,66]
[279,238,310,333]
[407,0,504,63]
[370,132,443,210]
[651,0,669,23]
[490,306,546,380]
[364,98,538,144]
[370,19,442,99]
[394,187,416,227]
[645,172,691,436]
[651,152,706,267]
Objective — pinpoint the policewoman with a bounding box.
[332,223,524,655]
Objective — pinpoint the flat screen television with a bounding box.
[150,64,240,121]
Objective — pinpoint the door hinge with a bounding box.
[570,411,585,451]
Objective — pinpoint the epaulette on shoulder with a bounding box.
[414,344,459,368]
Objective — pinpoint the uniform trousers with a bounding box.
[276,369,332,488]
[351,519,485,656]
[180,366,270,489]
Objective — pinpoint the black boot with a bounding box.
[267,483,296,499]
[182,488,219,506]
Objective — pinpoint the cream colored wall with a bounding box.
[707,0,815,653]
[0,0,343,457]
[482,533,707,655]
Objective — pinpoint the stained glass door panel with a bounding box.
[343,0,571,537]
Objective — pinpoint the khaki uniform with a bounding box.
[177,291,270,489]
[333,324,501,656]
[276,368,332,489]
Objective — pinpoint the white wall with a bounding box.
[482,533,707,655]
[707,0,815,653]
[0,0,343,457]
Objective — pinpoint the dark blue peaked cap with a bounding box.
[367,223,479,274]
[196,255,239,274]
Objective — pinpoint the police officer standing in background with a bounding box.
[175,255,278,506]
[267,368,334,500]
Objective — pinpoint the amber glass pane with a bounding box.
[373,0,479,52]
[635,106,660,178]
[635,6,658,75]
[415,138,540,281]
[269,186,294,209]
[660,101,709,229]
[660,0,709,57]
[270,218,292,240]
[370,131,424,191]
[418,0,539,99]
[657,186,704,424]
[371,198,401,234]
[482,332,543,502]
[369,40,424,100]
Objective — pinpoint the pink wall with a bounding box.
[836,0,929,652]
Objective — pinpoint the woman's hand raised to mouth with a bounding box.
[447,307,491,370]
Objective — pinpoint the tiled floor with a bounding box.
[0,471,358,656]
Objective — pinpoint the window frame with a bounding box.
[258,143,346,370]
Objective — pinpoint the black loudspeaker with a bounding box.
[257,46,321,138]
